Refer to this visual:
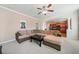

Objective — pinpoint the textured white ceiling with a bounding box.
[0,4,79,20]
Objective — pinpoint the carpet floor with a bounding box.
[2,39,79,54]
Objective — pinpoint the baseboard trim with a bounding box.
[0,39,15,45]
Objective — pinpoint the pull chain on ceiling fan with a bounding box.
[37,4,54,15]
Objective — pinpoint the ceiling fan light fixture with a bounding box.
[37,4,54,15]
[42,11,48,14]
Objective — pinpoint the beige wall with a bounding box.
[0,6,39,43]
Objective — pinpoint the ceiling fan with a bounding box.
[37,4,54,15]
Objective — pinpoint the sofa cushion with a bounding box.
[19,30,32,35]
[19,30,27,35]
[36,33,46,37]
[19,35,29,39]
[26,30,32,35]
[18,34,35,39]
[44,35,61,45]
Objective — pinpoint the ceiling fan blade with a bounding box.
[38,12,42,14]
[48,4,52,8]
[37,8,42,10]
[47,10,54,12]
[44,13,46,15]
[42,6,45,8]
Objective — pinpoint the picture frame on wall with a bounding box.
[21,22,26,29]
[20,20,26,30]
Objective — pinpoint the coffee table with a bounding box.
[30,34,44,47]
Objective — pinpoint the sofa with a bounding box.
[15,30,61,51]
